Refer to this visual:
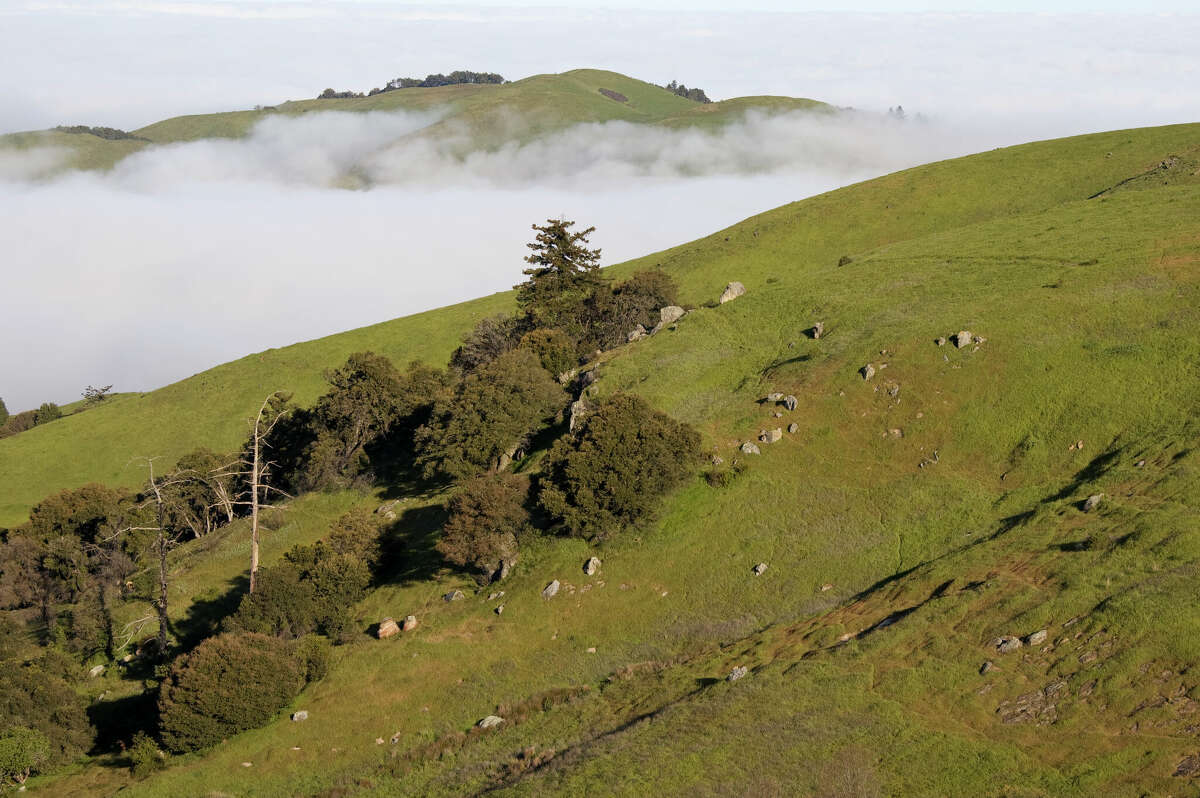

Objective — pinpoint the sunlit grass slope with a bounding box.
[0,69,831,172]
[17,122,1200,797]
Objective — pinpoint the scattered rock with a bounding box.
[772,411,782,418]
[444,590,465,602]
[478,715,505,730]
[811,321,825,339]
[861,364,876,381]
[495,559,513,582]
[1135,459,1146,468]
[1174,754,1200,778]
[980,661,995,675]
[569,399,590,433]
[711,455,724,466]
[820,583,833,592]
[377,618,400,639]
[727,665,749,682]
[1026,629,1048,646]
[376,500,401,521]
[788,423,799,434]
[242,762,253,768]
[759,428,783,444]
[626,324,647,343]
[888,428,903,438]
[542,580,561,599]
[87,664,105,679]
[992,635,1023,654]
[753,562,768,576]
[583,557,601,576]
[783,395,798,411]
[659,305,686,325]
[765,392,784,402]
[996,679,1068,725]
[375,737,385,745]
[586,646,597,653]
[494,604,505,615]
[719,281,746,304]
[1082,494,1103,513]
[972,334,986,344]
[292,711,308,722]
[120,654,134,664]
[487,591,505,601]
[741,442,761,455]
[954,330,973,348]
[935,337,947,346]
[401,615,418,632]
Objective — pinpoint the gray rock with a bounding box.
[812,321,825,339]
[542,580,561,599]
[861,364,876,381]
[376,500,401,521]
[496,558,513,582]
[659,305,686,325]
[583,557,601,576]
[401,615,418,632]
[935,337,947,346]
[443,590,465,602]
[727,665,749,682]
[992,635,1023,654]
[569,399,590,433]
[1135,459,1146,468]
[788,423,799,434]
[740,442,761,455]
[627,324,647,343]
[477,715,505,729]
[972,335,986,344]
[753,562,768,576]
[980,661,995,675]
[759,428,783,444]
[719,281,746,304]
[292,711,308,722]
[87,664,105,679]
[765,392,784,402]
[494,603,505,615]
[954,330,972,348]
[377,618,400,639]
[783,395,798,411]
[1026,629,1048,646]
[1083,494,1103,513]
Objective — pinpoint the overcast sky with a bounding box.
[0,2,1197,410]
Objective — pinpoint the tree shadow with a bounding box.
[87,689,157,755]
[172,574,249,652]
[1044,448,1123,503]
[377,502,450,587]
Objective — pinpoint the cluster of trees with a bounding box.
[662,80,712,104]
[0,218,702,778]
[319,70,506,100]
[0,386,113,440]
[54,125,148,141]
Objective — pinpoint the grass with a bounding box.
[10,118,1200,795]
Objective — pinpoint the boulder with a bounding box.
[583,557,601,576]
[495,558,514,582]
[443,590,465,602]
[759,428,783,444]
[569,399,590,433]
[377,618,400,639]
[291,711,308,722]
[783,395,798,412]
[753,562,768,576]
[719,281,746,304]
[401,615,418,632]
[659,305,686,325]
[1083,494,1103,513]
[861,364,876,381]
[87,664,105,679]
[626,324,647,343]
[935,337,947,346]
[542,580,561,599]
[812,321,825,339]
[494,603,505,615]
[954,330,972,348]
[980,661,995,675]
[477,715,505,729]
[727,665,749,682]
[376,500,401,521]
[992,635,1023,654]
[765,392,784,402]
[740,442,761,455]
[1026,629,1048,646]
[788,423,799,434]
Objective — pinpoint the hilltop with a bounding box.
[2,104,1199,796]
[0,69,829,174]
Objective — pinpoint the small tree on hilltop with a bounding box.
[516,218,606,337]
[437,474,532,583]
[0,397,8,427]
[82,385,113,405]
[33,402,62,426]
[538,394,701,540]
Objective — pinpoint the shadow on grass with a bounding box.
[173,574,249,652]
[378,502,450,587]
[87,689,157,755]
[1044,447,1123,503]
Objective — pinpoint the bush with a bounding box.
[0,726,50,787]
[0,409,35,438]
[295,634,332,682]
[538,394,701,539]
[0,397,7,427]
[418,349,567,481]
[437,474,532,583]
[158,632,304,753]
[449,315,528,376]
[0,659,93,767]
[33,402,62,425]
[127,731,163,777]
[518,328,578,380]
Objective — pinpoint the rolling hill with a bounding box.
[3,87,1199,795]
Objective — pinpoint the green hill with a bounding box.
[5,116,1200,797]
[0,69,829,174]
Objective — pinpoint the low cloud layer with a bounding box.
[1,107,1011,410]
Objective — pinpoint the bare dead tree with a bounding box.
[126,456,187,658]
[240,393,292,594]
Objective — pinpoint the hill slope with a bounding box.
[10,122,1200,797]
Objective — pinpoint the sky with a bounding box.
[0,1,1197,410]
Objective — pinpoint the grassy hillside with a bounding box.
[11,121,1200,796]
[0,69,830,174]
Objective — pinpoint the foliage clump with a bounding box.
[538,394,700,539]
[0,726,50,787]
[437,474,532,583]
[0,656,93,770]
[157,632,307,753]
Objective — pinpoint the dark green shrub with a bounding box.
[437,474,532,583]
[538,394,701,539]
[518,328,579,380]
[0,658,93,767]
[295,634,332,682]
[0,396,7,427]
[158,632,304,753]
[127,731,163,777]
[33,402,62,425]
[449,315,528,376]
[0,727,50,787]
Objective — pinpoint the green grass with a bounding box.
[12,119,1200,796]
